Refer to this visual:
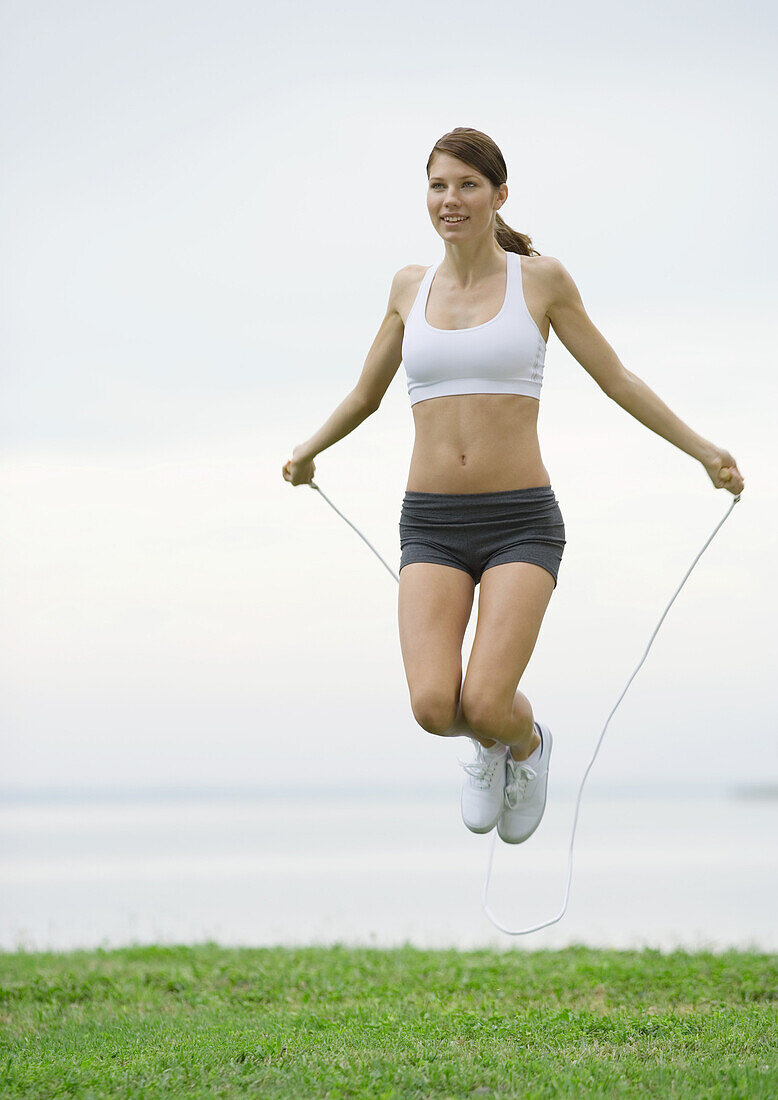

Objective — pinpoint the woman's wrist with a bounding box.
[293,442,317,464]
[696,440,720,466]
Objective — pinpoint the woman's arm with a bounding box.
[282,268,408,486]
[542,257,745,495]
[294,390,376,465]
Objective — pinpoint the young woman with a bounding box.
[282,127,745,845]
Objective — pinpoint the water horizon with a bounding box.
[2,784,776,956]
[2,780,777,806]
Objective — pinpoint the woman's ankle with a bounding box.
[509,726,541,762]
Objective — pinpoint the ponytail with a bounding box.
[494,212,540,257]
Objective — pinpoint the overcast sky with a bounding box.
[2,0,776,797]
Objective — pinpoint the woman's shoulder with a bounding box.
[525,253,570,280]
[528,255,586,308]
[521,254,578,304]
[520,252,560,274]
[388,264,431,321]
[396,262,432,285]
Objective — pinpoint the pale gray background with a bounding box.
[2,0,776,798]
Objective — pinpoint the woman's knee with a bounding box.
[410,688,459,736]
[460,681,512,737]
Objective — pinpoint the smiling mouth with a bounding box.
[441,216,468,224]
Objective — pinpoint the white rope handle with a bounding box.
[307,478,742,935]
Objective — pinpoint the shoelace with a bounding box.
[457,745,503,790]
[504,762,537,809]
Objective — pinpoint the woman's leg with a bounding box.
[461,560,556,761]
[398,561,491,742]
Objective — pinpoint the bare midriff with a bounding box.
[406,392,551,493]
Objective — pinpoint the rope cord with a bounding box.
[308,478,741,935]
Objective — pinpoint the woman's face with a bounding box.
[427,152,507,240]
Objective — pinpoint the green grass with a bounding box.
[0,942,776,1098]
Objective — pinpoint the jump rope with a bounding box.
[305,477,741,935]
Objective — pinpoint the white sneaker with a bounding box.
[497,722,553,844]
[458,738,509,834]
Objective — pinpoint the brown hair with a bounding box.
[426,127,540,256]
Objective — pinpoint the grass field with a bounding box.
[1,942,776,1098]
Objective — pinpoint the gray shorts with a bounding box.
[399,485,566,588]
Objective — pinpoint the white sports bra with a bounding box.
[401,250,547,406]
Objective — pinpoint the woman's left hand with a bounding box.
[702,447,745,495]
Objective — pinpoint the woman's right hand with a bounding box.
[282,445,316,486]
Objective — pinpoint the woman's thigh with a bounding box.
[461,561,555,728]
[398,562,475,734]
